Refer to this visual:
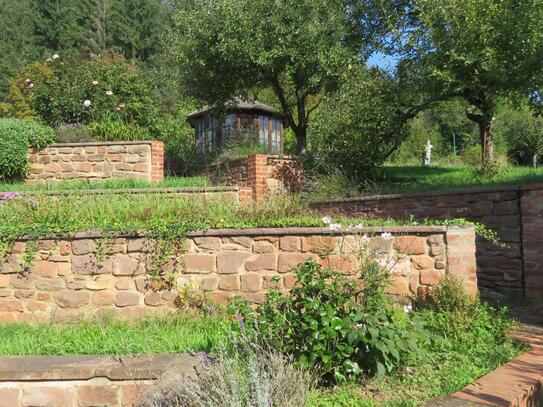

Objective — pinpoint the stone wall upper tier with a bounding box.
[26,141,164,185]
[0,226,476,323]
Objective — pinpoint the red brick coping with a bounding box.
[0,354,197,406]
[429,328,543,407]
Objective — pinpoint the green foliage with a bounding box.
[55,123,95,143]
[229,260,429,383]
[168,0,357,153]
[0,118,56,181]
[6,54,158,129]
[405,0,543,168]
[495,102,543,168]
[310,67,423,183]
[0,315,230,356]
[89,119,150,141]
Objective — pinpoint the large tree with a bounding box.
[168,0,391,154]
[403,0,543,171]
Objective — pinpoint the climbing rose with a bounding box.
[83,100,91,107]
[105,90,113,96]
[52,54,60,60]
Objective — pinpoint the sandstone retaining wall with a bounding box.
[26,141,164,185]
[0,226,475,322]
[0,354,196,407]
[310,184,543,299]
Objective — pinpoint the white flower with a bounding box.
[25,78,32,84]
[346,224,354,231]
[322,216,332,225]
[46,58,52,63]
[356,223,364,229]
[329,223,342,231]
[376,258,388,267]
[92,80,99,85]
[354,323,365,329]
[115,106,121,111]
[118,103,125,109]
[105,90,113,96]
[52,53,60,60]
[360,234,371,244]
[403,304,412,313]
[381,232,393,241]
[83,99,92,107]
[28,83,34,88]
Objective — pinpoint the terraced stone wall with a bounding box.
[0,226,475,323]
[26,141,164,184]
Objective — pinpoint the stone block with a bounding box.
[411,255,434,270]
[92,291,116,306]
[0,299,23,312]
[278,253,313,273]
[200,276,219,291]
[54,290,90,308]
[0,387,20,407]
[71,239,95,255]
[280,236,300,252]
[115,278,132,290]
[15,289,34,299]
[184,254,216,273]
[86,276,112,290]
[65,276,86,290]
[112,255,140,276]
[230,237,253,248]
[420,269,441,285]
[253,241,275,254]
[217,251,251,274]
[241,274,262,292]
[0,275,9,288]
[283,273,298,288]
[127,238,146,252]
[262,275,282,289]
[35,277,65,291]
[388,277,410,296]
[9,274,36,289]
[134,278,146,292]
[72,255,112,275]
[120,383,153,406]
[144,292,162,306]
[245,254,276,271]
[116,292,141,307]
[22,386,74,407]
[194,237,221,251]
[218,275,239,291]
[301,236,335,254]
[394,236,426,255]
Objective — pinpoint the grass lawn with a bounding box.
[0,315,230,356]
[0,176,211,192]
[370,164,543,195]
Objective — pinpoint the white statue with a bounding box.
[423,139,433,166]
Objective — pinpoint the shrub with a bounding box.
[138,335,312,407]
[88,119,150,141]
[0,118,56,181]
[230,259,429,383]
[55,123,95,143]
[4,54,158,129]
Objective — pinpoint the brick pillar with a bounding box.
[246,154,269,204]
[446,226,478,295]
[150,141,164,182]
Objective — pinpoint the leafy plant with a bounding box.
[0,118,56,181]
[88,118,150,141]
[230,259,429,383]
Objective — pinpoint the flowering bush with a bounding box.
[229,257,429,383]
[0,118,56,181]
[4,53,158,129]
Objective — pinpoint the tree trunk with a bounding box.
[479,120,494,172]
[293,126,307,155]
[533,153,539,168]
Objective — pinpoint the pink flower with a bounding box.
[360,234,371,244]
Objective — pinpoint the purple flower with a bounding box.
[198,351,212,367]
[235,312,245,332]
[0,192,18,200]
